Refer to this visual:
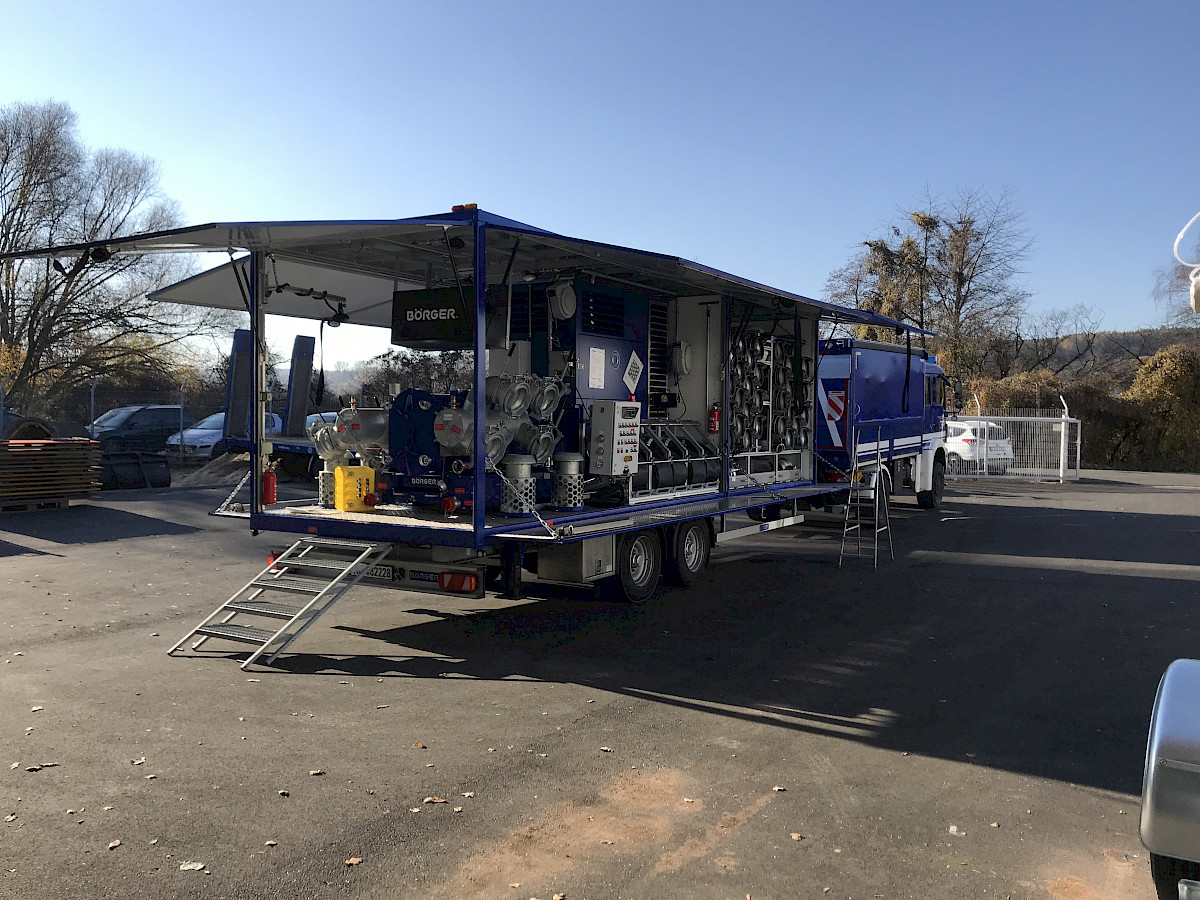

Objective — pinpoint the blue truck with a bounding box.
[3,206,943,667]
[813,338,948,509]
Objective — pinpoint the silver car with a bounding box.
[1142,658,1200,898]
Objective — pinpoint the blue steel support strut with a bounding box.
[472,215,488,548]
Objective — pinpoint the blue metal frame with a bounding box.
[472,217,488,548]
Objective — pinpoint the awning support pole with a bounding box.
[251,251,267,518]
[472,215,488,547]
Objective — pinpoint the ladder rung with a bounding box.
[301,537,380,550]
[225,600,308,619]
[275,558,365,574]
[194,623,276,644]
[253,574,330,594]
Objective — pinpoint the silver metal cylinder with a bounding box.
[500,454,537,516]
[551,452,585,509]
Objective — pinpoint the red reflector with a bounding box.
[439,572,477,592]
[351,423,360,430]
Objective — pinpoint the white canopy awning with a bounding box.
[150,257,420,328]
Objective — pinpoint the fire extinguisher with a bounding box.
[263,463,277,505]
[708,403,720,434]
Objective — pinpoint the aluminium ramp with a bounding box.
[169,537,390,669]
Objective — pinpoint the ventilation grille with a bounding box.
[580,290,625,338]
[509,286,549,339]
[648,297,670,398]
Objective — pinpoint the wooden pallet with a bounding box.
[0,439,102,505]
[0,496,72,513]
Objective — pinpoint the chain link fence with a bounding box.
[9,382,292,432]
[946,407,1081,482]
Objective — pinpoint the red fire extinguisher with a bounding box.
[263,463,277,505]
[708,403,720,434]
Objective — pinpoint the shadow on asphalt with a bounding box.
[0,504,200,543]
[206,495,1197,798]
[0,537,55,557]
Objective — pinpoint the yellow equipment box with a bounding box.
[334,465,375,512]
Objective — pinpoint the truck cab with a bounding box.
[815,338,947,508]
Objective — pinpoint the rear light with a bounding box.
[439,572,477,592]
[962,438,978,445]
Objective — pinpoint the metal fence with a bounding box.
[946,407,1081,482]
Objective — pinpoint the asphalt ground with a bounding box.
[2,470,1199,900]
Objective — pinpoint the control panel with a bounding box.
[588,400,641,475]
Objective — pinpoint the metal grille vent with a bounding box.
[648,297,670,397]
[509,286,549,339]
[580,290,625,338]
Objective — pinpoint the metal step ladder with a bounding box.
[168,537,391,669]
[839,423,893,568]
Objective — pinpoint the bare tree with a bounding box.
[1154,258,1200,328]
[1000,304,1103,378]
[824,188,1033,384]
[0,100,215,412]
[355,348,472,405]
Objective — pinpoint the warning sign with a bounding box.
[622,350,643,394]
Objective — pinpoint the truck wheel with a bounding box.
[917,459,945,510]
[947,453,963,476]
[1151,853,1200,900]
[666,521,710,587]
[608,530,662,603]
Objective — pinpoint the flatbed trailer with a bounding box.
[3,206,931,667]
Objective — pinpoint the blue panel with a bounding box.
[223,329,253,439]
[574,335,649,402]
[282,335,315,435]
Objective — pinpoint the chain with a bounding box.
[486,464,559,540]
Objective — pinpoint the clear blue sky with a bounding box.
[3,0,1197,364]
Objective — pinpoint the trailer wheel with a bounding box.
[917,458,945,510]
[1151,853,1200,900]
[666,521,710,587]
[608,530,662,603]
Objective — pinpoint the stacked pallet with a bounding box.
[0,439,101,511]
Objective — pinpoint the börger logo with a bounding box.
[407,307,457,321]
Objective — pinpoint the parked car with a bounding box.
[945,420,1014,475]
[88,405,195,454]
[1142,659,1200,898]
[166,411,282,460]
[305,411,338,433]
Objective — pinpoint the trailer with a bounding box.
[2,206,930,667]
[813,338,948,509]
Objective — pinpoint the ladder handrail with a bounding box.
[839,423,892,568]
